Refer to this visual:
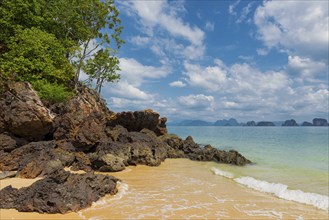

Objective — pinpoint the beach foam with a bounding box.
[212,167,329,210]
[211,167,234,178]
[235,176,329,211]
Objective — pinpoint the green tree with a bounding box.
[83,49,120,94]
[0,27,74,83]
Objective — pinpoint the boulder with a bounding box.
[0,170,118,213]
[108,109,167,136]
[282,119,298,126]
[52,85,111,151]
[0,82,54,141]
[0,134,17,152]
[91,153,125,172]
[0,171,17,180]
[312,118,328,126]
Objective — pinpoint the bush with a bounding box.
[31,80,73,104]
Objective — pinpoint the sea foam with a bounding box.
[212,167,329,210]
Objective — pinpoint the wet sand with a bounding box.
[1,159,329,219]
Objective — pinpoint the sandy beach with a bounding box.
[1,159,328,219]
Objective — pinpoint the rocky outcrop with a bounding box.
[0,81,252,214]
[312,118,328,126]
[0,170,118,214]
[282,119,298,126]
[256,121,275,126]
[0,82,54,141]
[302,121,313,126]
[108,109,168,136]
[52,85,112,151]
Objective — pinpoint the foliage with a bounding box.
[0,27,74,83]
[83,49,120,94]
[31,80,73,104]
[0,0,124,97]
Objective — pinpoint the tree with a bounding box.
[0,0,124,94]
[0,27,74,83]
[83,49,120,94]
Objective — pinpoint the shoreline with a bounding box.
[2,159,328,220]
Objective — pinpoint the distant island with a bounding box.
[168,118,329,127]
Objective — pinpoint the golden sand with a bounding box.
[1,159,329,219]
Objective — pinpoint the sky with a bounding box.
[99,0,328,123]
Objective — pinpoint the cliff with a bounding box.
[0,82,251,214]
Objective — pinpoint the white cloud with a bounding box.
[256,48,269,56]
[205,21,215,31]
[254,0,329,60]
[170,81,186,87]
[119,58,170,87]
[229,0,241,16]
[177,94,214,110]
[287,55,327,80]
[120,1,204,46]
[130,36,150,47]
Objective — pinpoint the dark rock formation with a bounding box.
[0,170,118,214]
[52,86,112,151]
[312,118,328,126]
[302,121,313,126]
[0,171,17,180]
[282,119,298,126]
[0,81,252,214]
[246,121,256,126]
[256,121,275,126]
[0,82,54,141]
[108,109,167,136]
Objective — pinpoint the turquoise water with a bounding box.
[167,126,329,197]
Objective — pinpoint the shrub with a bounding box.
[31,80,73,104]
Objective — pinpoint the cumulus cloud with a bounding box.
[254,0,329,60]
[119,0,205,61]
[120,1,204,46]
[177,94,214,110]
[101,58,170,104]
[169,80,186,87]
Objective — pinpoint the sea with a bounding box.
[168,126,329,210]
[77,126,329,219]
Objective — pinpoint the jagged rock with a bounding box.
[52,85,112,151]
[0,82,54,141]
[312,118,328,126]
[0,134,17,152]
[302,121,313,126]
[108,109,167,136]
[282,119,298,126]
[0,170,118,213]
[256,121,275,126]
[91,153,125,172]
[0,171,17,180]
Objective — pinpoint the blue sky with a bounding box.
[100,0,328,123]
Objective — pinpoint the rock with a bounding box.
[0,134,17,152]
[0,171,17,180]
[0,170,118,213]
[91,153,125,172]
[0,82,54,141]
[108,109,167,136]
[302,121,313,126]
[312,118,328,126]
[18,160,43,178]
[282,119,298,126]
[256,121,275,126]
[246,121,256,126]
[52,85,111,151]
